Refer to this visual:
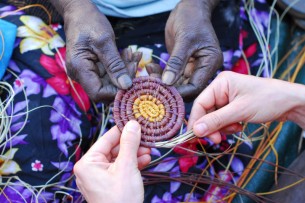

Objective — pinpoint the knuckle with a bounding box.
[217,71,231,80]
[94,33,113,48]
[193,97,200,106]
[193,96,204,110]
[209,113,223,129]
[106,56,125,73]
[204,45,222,59]
[73,161,82,176]
[176,30,197,45]
[183,32,197,43]
[121,139,134,147]
[167,56,184,70]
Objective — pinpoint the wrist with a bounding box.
[286,83,305,129]
[50,0,93,19]
[180,0,220,17]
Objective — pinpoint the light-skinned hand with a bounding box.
[74,121,151,203]
[188,71,305,143]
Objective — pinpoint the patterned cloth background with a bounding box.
[0,1,276,202]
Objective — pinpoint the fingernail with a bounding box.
[194,123,208,136]
[162,71,176,85]
[126,120,140,133]
[118,74,132,89]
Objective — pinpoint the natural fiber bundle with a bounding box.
[113,76,185,147]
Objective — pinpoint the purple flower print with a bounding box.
[4,134,27,148]
[0,5,25,17]
[231,157,244,176]
[170,166,181,194]
[250,9,269,36]
[159,53,170,69]
[0,183,53,203]
[13,69,44,96]
[50,96,82,156]
[51,161,74,184]
[51,161,73,172]
[223,50,234,70]
[50,97,81,134]
[151,148,161,157]
[152,192,181,203]
[151,158,177,172]
[8,60,21,73]
[3,100,28,150]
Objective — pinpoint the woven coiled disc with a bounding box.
[113,76,185,147]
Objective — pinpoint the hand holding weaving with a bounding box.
[74,121,151,203]
[51,0,137,102]
[188,71,305,143]
[164,0,223,101]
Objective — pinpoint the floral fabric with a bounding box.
[0,1,270,202]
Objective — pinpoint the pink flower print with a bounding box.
[31,160,43,172]
[51,23,62,31]
[14,78,24,88]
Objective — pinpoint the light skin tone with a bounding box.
[188,71,305,143]
[74,72,305,202]
[74,121,151,203]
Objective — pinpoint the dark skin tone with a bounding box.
[50,0,222,102]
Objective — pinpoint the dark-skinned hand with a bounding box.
[51,0,141,103]
[163,0,223,101]
[97,48,142,103]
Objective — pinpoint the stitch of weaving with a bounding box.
[113,76,185,147]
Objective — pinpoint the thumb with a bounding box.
[116,120,141,168]
[162,43,191,85]
[193,103,241,137]
[96,40,132,89]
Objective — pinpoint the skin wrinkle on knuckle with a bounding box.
[167,56,184,72]
[199,44,221,57]
[209,113,223,130]
[196,48,223,73]
[106,56,126,75]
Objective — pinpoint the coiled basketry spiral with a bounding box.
[113,76,185,147]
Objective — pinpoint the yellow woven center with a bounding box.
[133,95,165,122]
